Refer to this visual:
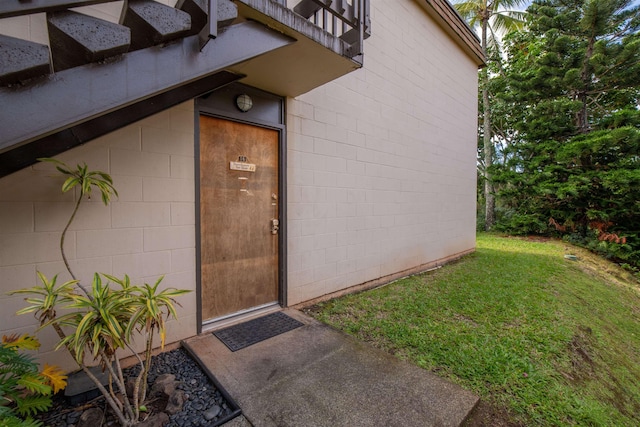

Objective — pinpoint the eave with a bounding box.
[416,0,485,68]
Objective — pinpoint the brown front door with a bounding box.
[199,116,280,322]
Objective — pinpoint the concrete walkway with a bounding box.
[183,309,478,427]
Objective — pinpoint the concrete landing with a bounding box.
[183,309,478,427]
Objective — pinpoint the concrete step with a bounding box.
[0,34,51,85]
[121,0,191,51]
[47,10,130,71]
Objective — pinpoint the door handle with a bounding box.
[271,219,279,235]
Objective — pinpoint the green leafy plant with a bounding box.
[11,159,189,426]
[119,275,190,403]
[38,158,117,293]
[0,334,67,427]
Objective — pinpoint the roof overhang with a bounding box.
[415,0,485,68]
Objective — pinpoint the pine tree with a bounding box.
[494,0,640,267]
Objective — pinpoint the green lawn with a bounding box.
[307,234,640,426]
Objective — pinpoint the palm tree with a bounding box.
[453,0,527,230]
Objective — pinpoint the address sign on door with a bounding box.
[230,155,256,172]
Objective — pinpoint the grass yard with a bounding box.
[306,234,640,426]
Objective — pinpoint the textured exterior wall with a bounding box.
[0,102,197,371]
[286,0,478,305]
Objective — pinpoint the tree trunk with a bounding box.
[577,32,596,133]
[481,17,495,230]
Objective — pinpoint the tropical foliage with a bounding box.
[453,0,529,230]
[37,158,117,293]
[10,160,189,426]
[0,334,67,427]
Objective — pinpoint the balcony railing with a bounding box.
[287,0,370,58]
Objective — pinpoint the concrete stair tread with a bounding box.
[0,34,51,85]
[123,0,191,50]
[47,10,131,71]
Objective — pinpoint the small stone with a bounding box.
[67,411,81,424]
[76,408,103,427]
[165,390,187,415]
[203,405,221,421]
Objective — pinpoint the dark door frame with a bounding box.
[195,83,287,332]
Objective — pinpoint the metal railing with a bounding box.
[288,0,370,58]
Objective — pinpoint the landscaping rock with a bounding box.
[165,390,186,415]
[76,408,103,427]
[203,404,221,420]
[151,373,176,397]
[39,348,235,427]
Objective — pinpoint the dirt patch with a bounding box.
[561,326,596,383]
[525,235,552,243]
[453,313,479,327]
[462,400,526,427]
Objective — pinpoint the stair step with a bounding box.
[47,11,130,72]
[122,0,191,51]
[0,34,51,85]
[176,0,207,36]
[176,0,238,36]
[216,0,239,29]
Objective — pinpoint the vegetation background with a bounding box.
[453,0,640,275]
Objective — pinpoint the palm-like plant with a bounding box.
[38,158,117,294]
[120,275,190,403]
[10,160,189,426]
[453,1,528,230]
[11,273,77,346]
[56,274,142,423]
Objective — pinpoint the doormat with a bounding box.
[213,312,304,352]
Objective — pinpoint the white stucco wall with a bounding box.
[0,102,198,371]
[286,0,479,304]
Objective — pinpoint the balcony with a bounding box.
[0,0,370,176]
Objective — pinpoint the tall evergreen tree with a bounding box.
[454,0,528,230]
[494,0,640,267]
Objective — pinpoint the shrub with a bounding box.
[10,160,189,426]
[0,334,67,427]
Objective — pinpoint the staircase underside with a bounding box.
[0,20,293,177]
[0,0,366,178]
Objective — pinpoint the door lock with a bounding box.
[271,219,280,235]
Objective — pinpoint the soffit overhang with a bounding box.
[415,0,485,67]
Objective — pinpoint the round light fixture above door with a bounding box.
[235,94,253,112]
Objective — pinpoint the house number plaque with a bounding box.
[230,156,256,172]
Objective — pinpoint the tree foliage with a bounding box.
[454,0,529,231]
[492,0,640,269]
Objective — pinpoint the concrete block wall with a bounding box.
[0,102,197,372]
[286,0,479,304]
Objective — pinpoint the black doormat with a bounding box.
[213,311,304,352]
